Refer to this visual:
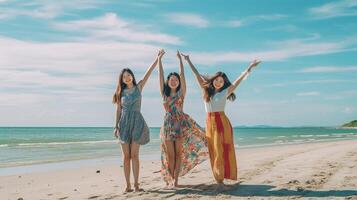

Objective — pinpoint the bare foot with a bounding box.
[123,187,133,193]
[134,183,144,192]
[164,182,174,189]
[215,183,228,192]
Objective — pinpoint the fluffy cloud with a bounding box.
[309,0,357,19]
[165,13,209,28]
[53,13,181,45]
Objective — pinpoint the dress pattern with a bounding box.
[118,86,150,145]
[206,111,237,182]
[160,90,208,183]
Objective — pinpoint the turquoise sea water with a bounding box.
[1,127,357,168]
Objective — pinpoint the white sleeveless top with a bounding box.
[204,88,228,112]
[203,69,251,113]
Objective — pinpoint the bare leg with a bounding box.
[164,140,175,182]
[120,143,133,193]
[130,142,143,192]
[173,138,183,187]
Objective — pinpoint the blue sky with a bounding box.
[0,0,356,127]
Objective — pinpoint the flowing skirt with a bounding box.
[118,110,150,145]
[206,112,237,182]
[160,113,208,183]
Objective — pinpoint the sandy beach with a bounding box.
[1,139,356,200]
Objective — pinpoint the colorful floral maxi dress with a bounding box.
[160,90,208,183]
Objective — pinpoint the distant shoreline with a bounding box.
[0,126,344,128]
[339,127,357,130]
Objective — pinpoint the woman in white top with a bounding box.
[181,53,261,191]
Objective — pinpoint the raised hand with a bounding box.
[158,49,165,59]
[227,59,261,96]
[177,50,182,60]
[248,59,261,71]
[180,53,189,61]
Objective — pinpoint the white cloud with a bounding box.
[266,79,357,88]
[53,13,181,45]
[244,14,288,22]
[309,0,357,19]
[166,13,209,28]
[226,20,243,28]
[300,66,357,73]
[226,14,288,28]
[117,0,175,8]
[0,69,112,91]
[0,0,101,19]
[165,13,286,29]
[342,107,354,114]
[0,36,163,73]
[0,93,47,106]
[184,36,357,65]
[296,92,320,97]
[0,34,182,108]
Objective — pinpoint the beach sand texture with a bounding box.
[1,140,357,200]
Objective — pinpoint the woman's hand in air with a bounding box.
[158,49,165,59]
[248,59,261,71]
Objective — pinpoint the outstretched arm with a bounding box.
[177,51,186,97]
[181,53,205,89]
[157,49,165,97]
[138,53,159,91]
[227,59,261,96]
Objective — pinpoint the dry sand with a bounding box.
[1,140,357,200]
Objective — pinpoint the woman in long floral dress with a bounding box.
[157,49,208,187]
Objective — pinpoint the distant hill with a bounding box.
[341,120,357,128]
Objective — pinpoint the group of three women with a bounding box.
[113,49,261,192]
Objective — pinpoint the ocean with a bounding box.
[1,127,357,169]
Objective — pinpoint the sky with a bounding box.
[0,0,356,127]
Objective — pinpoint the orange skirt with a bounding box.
[206,112,237,182]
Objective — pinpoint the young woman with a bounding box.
[181,53,261,191]
[158,49,208,188]
[113,50,162,193]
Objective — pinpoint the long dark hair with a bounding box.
[163,72,181,97]
[112,68,137,104]
[203,71,236,102]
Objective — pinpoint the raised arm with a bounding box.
[177,51,186,97]
[181,53,205,89]
[157,49,165,97]
[113,102,121,138]
[227,59,261,96]
[138,52,159,91]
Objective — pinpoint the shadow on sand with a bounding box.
[148,183,357,198]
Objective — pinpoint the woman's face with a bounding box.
[168,75,180,90]
[122,71,133,85]
[213,76,224,90]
